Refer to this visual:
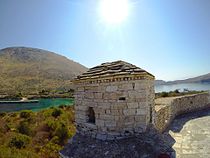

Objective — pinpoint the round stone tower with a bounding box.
[72,60,155,140]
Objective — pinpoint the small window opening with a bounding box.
[119,97,126,101]
[149,106,153,123]
[88,107,95,124]
[132,83,135,90]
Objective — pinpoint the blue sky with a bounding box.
[0,0,210,81]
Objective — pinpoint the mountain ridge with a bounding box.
[155,73,210,85]
[0,47,88,95]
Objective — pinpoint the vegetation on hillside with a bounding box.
[0,106,75,158]
[0,47,87,97]
[155,89,206,98]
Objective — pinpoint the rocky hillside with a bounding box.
[156,73,210,85]
[0,47,87,95]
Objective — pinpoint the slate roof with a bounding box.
[75,60,154,80]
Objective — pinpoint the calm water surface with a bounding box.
[2,83,210,112]
[0,98,74,112]
[155,83,210,93]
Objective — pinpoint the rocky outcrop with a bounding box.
[60,129,175,158]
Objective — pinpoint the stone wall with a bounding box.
[74,79,154,140]
[154,93,210,132]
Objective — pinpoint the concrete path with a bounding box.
[166,109,210,158]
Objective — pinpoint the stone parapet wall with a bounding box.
[74,79,154,140]
[154,92,210,132]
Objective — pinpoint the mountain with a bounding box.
[155,73,210,85]
[0,47,88,95]
[155,80,166,85]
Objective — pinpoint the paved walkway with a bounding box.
[166,109,210,158]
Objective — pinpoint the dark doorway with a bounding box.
[88,107,95,124]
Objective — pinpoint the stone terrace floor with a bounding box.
[165,108,210,158]
[60,108,210,158]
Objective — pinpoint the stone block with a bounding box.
[106,134,115,140]
[110,109,121,115]
[75,113,87,120]
[99,114,115,120]
[134,115,146,123]
[84,123,97,130]
[84,86,99,92]
[123,109,136,116]
[110,103,126,109]
[105,109,111,114]
[136,108,147,115]
[134,126,145,133]
[96,133,107,140]
[94,92,103,99]
[114,116,123,121]
[106,85,118,92]
[84,92,94,99]
[77,87,85,92]
[118,83,133,90]
[124,116,134,123]
[127,102,138,108]
[83,101,97,107]
[96,119,105,127]
[105,121,117,127]
[103,93,119,100]
[75,106,88,111]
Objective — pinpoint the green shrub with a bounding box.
[54,123,70,145]
[0,112,6,117]
[58,105,67,109]
[174,89,180,93]
[10,113,18,117]
[17,121,32,136]
[46,119,58,131]
[50,136,60,144]
[51,108,62,118]
[8,134,31,149]
[15,92,23,98]
[20,110,33,119]
[40,142,61,158]
[4,123,14,132]
[0,145,39,158]
[160,92,169,97]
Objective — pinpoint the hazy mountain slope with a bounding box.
[0,47,88,95]
[155,73,210,85]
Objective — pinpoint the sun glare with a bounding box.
[99,0,130,25]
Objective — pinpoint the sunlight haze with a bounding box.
[0,0,210,81]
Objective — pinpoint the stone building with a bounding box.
[72,61,155,140]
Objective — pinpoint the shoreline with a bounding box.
[0,94,74,100]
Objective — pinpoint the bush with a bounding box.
[0,112,6,117]
[9,134,31,149]
[20,110,33,119]
[17,121,32,136]
[160,92,169,97]
[174,89,180,93]
[40,142,61,158]
[54,123,70,145]
[0,145,39,158]
[58,105,67,109]
[51,108,62,118]
[46,119,58,131]
[10,113,17,117]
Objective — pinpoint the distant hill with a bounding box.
[155,73,210,85]
[0,47,88,95]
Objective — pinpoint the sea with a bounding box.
[155,82,210,93]
[0,98,74,112]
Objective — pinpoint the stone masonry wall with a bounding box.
[154,93,210,132]
[74,79,154,140]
